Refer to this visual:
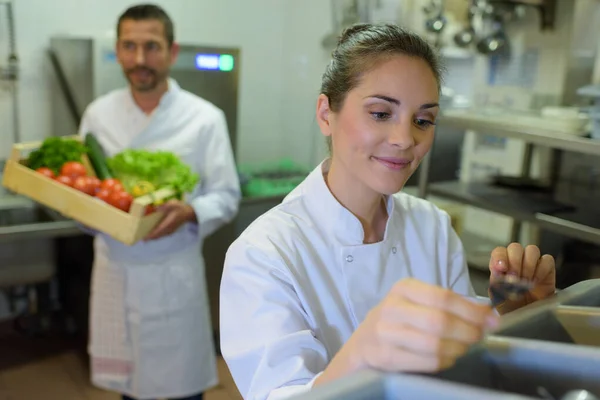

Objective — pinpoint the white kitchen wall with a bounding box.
[0,0,294,165]
[280,0,332,167]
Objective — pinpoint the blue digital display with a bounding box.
[196,54,219,70]
[195,53,234,71]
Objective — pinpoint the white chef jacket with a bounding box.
[220,159,478,400]
[78,78,241,399]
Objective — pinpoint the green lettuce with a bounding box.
[106,149,200,198]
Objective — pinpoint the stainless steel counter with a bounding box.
[0,194,80,243]
[0,190,287,243]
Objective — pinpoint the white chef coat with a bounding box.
[220,159,478,400]
[78,78,241,399]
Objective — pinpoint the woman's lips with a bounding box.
[372,156,412,171]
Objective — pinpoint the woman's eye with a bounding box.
[414,118,435,129]
[370,112,391,121]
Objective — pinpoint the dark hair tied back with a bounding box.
[337,23,373,46]
[321,23,444,114]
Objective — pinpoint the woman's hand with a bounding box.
[488,243,556,314]
[314,279,498,387]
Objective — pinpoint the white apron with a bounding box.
[90,239,217,399]
[78,78,241,399]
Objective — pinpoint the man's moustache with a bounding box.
[129,68,155,74]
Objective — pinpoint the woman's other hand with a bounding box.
[489,243,556,314]
[314,279,498,387]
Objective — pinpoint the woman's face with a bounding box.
[317,55,439,196]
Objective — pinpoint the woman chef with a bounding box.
[219,23,556,400]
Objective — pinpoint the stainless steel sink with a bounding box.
[0,205,53,226]
[0,194,80,242]
[0,164,82,241]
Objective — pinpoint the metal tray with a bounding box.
[495,279,600,347]
[294,279,600,400]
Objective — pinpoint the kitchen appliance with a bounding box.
[49,36,240,157]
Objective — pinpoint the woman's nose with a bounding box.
[388,122,415,149]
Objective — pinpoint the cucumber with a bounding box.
[84,132,113,180]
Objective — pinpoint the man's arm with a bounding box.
[145,110,241,241]
[189,110,241,240]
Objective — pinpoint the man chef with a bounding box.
[78,4,241,400]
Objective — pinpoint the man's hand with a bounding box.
[144,200,197,241]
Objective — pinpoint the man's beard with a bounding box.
[125,66,163,92]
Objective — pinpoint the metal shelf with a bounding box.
[429,181,600,246]
[418,109,600,247]
[439,110,600,156]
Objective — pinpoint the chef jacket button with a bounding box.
[346,255,354,263]
[392,247,397,254]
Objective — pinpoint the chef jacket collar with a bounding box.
[303,159,396,246]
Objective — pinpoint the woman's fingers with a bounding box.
[377,321,471,359]
[358,278,500,375]
[381,298,486,343]
[391,279,499,328]
[366,341,458,373]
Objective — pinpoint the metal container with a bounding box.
[294,279,600,400]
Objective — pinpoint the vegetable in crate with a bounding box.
[27,137,88,175]
[106,149,199,199]
[35,167,55,179]
[61,161,87,179]
[84,132,114,180]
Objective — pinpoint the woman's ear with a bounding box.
[316,94,332,137]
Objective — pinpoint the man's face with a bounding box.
[116,18,178,92]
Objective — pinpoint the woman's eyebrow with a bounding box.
[365,95,440,111]
[365,94,400,105]
[420,103,439,110]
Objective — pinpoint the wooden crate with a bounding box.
[1,137,173,246]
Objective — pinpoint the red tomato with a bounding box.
[87,176,102,194]
[100,178,124,193]
[95,188,112,203]
[55,175,74,187]
[107,191,133,212]
[73,176,96,196]
[36,167,55,179]
[61,161,87,179]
